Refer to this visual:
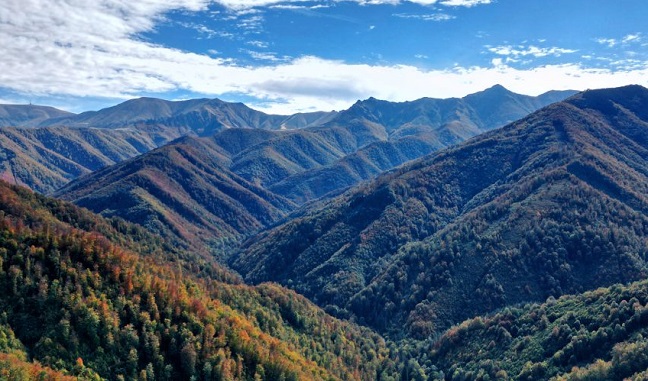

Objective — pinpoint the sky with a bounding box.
[1,0,647,114]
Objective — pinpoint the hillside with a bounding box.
[0,125,185,194]
[0,86,572,198]
[56,136,296,255]
[232,85,648,338]
[425,279,648,380]
[0,104,73,127]
[264,86,576,203]
[0,179,400,380]
[54,86,577,259]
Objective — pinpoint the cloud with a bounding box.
[393,13,456,21]
[622,33,642,43]
[244,50,290,62]
[214,0,492,9]
[487,45,577,58]
[2,0,648,115]
[595,38,617,48]
[439,0,492,6]
[247,40,270,48]
[596,33,643,48]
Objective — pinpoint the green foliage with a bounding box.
[234,86,648,340]
[424,279,648,380]
[0,180,399,380]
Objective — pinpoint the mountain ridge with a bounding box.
[231,85,648,339]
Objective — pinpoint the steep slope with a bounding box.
[0,180,400,380]
[0,104,73,127]
[266,86,577,203]
[0,125,185,194]
[0,87,571,200]
[426,279,648,380]
[42,97,336,134]
[55,86,577,258]
[56,136,296,255]
[232,85,648,338]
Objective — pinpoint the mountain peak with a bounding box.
[467,84,514,98]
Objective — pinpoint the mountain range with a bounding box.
[47,86,575,257]
[232,85,648,339]
[3,84,648,380]
[0,104,73,127]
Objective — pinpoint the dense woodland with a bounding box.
[0,180,401,380]
[2,86,648,380]
[234,86,648,338]
[424,279,648,380]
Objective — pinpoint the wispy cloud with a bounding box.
[243,50,291,62]
[393,13,456,21]
[213,0,492,9]
[440,0,492,6]
[487,44,577,58]
[177,22,233,39]
[623,33,642,43]
[236,15,265,33]
[246,40,269,48]
[596,33,643,48]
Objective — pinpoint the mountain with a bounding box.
[41,97,337,135]
[55,135,296,255]
[169,86,576,205]
[232,85,648,339]
[264,86,577,203]
[55,86,576,257]
[0,104,73,127]
[426,279,648,380]
[0,179,401,380]
[0,86,572,198]
[0,98,339,194]
[0,125,186,194]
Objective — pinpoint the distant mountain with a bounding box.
[0,179,400,380]
[427,278,648,380]
[232,85,648,339]
[0,125,185,194]
[202,85,576,205]
[0,104,73,127]
[55,86,577,256]
[0,98,338,194]
[0,87,572,197]
[265,86,578,203]
[56,135,296,255]
[41,97,337,135]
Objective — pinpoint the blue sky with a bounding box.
[1,0,647,114]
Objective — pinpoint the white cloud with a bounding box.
[595,38,617,48]
[214,0,493,9]
[393,13,456,21]
[488,45,577,58]
[596,33,643,48]
[244,50,290,62]
[247,40,269,48]
[1,0,647,115]
[623,33,642,44]
[439,0,492,6]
